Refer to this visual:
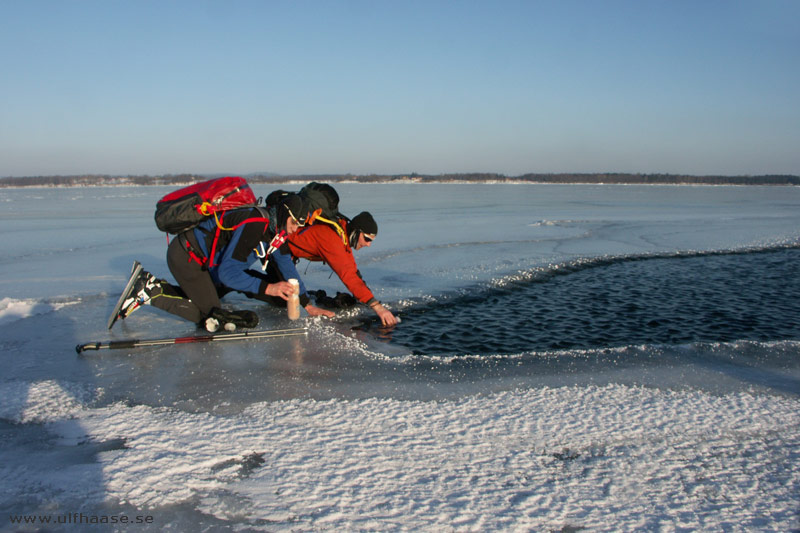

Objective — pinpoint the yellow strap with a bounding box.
[213,211,238,231]
[198,202,214,216]
[312,214,348,245]
[199,202,236,230]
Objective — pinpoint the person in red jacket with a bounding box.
[287,211,398,327]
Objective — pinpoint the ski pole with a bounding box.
[76,327,308,354]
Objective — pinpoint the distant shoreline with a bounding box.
[1,173,799,188]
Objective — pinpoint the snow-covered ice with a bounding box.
[1,183,798,531]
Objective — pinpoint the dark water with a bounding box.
[387,247,800,356]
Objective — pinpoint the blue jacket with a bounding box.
[191,207,309,302]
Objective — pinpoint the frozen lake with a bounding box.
[1,183,799,531]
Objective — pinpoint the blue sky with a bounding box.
[1,0,798,177]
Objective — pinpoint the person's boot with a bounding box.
[117,270,162,320]
[203,307,259,332]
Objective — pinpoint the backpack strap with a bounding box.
[208,217,224,268]
[212,206,269,232]
[308,211,349,246]
[207,207,271,268]
[256,230,288,271]
[178,232,209,268]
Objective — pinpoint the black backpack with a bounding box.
[268,182,350,244]
[299,182,342,222]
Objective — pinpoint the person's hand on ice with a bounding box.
[305,304,335,318]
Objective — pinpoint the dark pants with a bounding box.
[146,234,218,324]
[149,232,282,324]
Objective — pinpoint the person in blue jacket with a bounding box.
[111,194,331,332]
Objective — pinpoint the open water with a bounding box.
[387,246,800,355]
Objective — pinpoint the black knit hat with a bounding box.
[348,211,377,244]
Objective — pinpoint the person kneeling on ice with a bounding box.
[287,211,399,327]
[110,194,331,332]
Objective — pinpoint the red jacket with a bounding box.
[287,221,376,304]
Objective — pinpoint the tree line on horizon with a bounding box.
[1,172,798,187]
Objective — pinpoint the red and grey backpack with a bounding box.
[154,176,265,234]
[154,176,272,267]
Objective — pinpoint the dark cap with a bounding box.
[349,211,377,236]
[282,194,310,226]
